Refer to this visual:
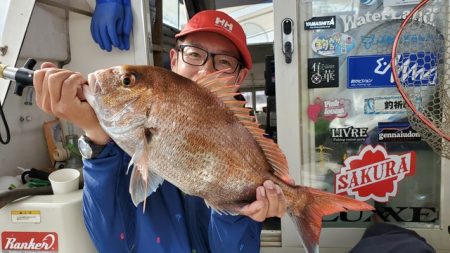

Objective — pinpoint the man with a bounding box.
[33,10,287,253]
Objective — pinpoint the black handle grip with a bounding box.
[14,58,36,96]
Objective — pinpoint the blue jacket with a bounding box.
[82,142,262,253]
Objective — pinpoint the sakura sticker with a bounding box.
[334,145,416,202]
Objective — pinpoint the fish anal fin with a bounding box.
[289,186,373,253]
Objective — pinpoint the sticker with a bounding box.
[335,145,416,202]
[330,126,368,142]
[378,122,421,142]
[304,16,336,30]
[2,232,58,252]
[338,7,437,32]
[364,95,410,114]
[308,57,339,89]
[307,98,351,122]
[383,0,421,7]
[11,210,41,223]
[312,32,355,56]
[360,0,378,5]
[360,33,440,50]
[324,206,438,223]
[347,53,436,89]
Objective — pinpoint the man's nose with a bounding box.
[198,57,215,75]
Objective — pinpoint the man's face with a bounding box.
[170,32,248,86]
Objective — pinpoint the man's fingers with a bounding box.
[41,62,57,69]
[275,185,287,217]
[240,186,268,222]
[264,180,280,217]
[41,68,66,113]
[48,70,74,113]
[33,63,58,109]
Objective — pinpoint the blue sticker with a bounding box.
[347,53,437,89]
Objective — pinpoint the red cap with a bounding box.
[175,10,252,70]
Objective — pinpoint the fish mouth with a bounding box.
[84,73,97,106]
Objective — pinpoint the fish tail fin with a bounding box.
[289,186,373,253]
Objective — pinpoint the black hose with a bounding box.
[0,101,10,144]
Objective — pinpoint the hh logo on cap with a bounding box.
[215,17,233,32]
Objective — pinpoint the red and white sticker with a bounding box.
[334,145,416,202]
[2,232,58,252]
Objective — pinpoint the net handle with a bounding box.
[390,0,450,142]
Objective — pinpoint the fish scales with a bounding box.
[84,65,373,253]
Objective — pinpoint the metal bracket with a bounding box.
[0,46,8,56]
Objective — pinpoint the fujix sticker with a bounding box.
[335,145,416,202]
[2,231,58,252]
[347,53,436,89]
[312,32,355,56]
[11,210,41,223]
[308,57,339,89]
[304,16,336,30]
[330,126,368,142]
[378,122,421,142]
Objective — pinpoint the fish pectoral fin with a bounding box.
[129,140,164,208]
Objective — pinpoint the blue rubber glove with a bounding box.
[121,0,133,50]
[91,0,127,51]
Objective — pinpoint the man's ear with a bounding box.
[235,68,249,86]
[169,48,178,71]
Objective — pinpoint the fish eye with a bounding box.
[121,74,135,86]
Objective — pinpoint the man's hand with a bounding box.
[239,180,288,222]
[33,62,110,144]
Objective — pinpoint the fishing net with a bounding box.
[391,0,450,158]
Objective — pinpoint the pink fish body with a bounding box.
[84,65,373,253]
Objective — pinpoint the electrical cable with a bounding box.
[0,101,10,144]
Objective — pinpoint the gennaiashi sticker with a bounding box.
[378,122,421,142]
[312,32,355,56]
[308,57,339,89]
[304,16,336,30]
[335,145,416,202]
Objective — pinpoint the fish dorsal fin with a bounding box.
[196,71,292,184]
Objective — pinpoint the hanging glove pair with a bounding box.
[90,0,133,52]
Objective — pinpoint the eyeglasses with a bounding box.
[177,45,242,74]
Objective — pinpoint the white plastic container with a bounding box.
[0,190,96,252]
